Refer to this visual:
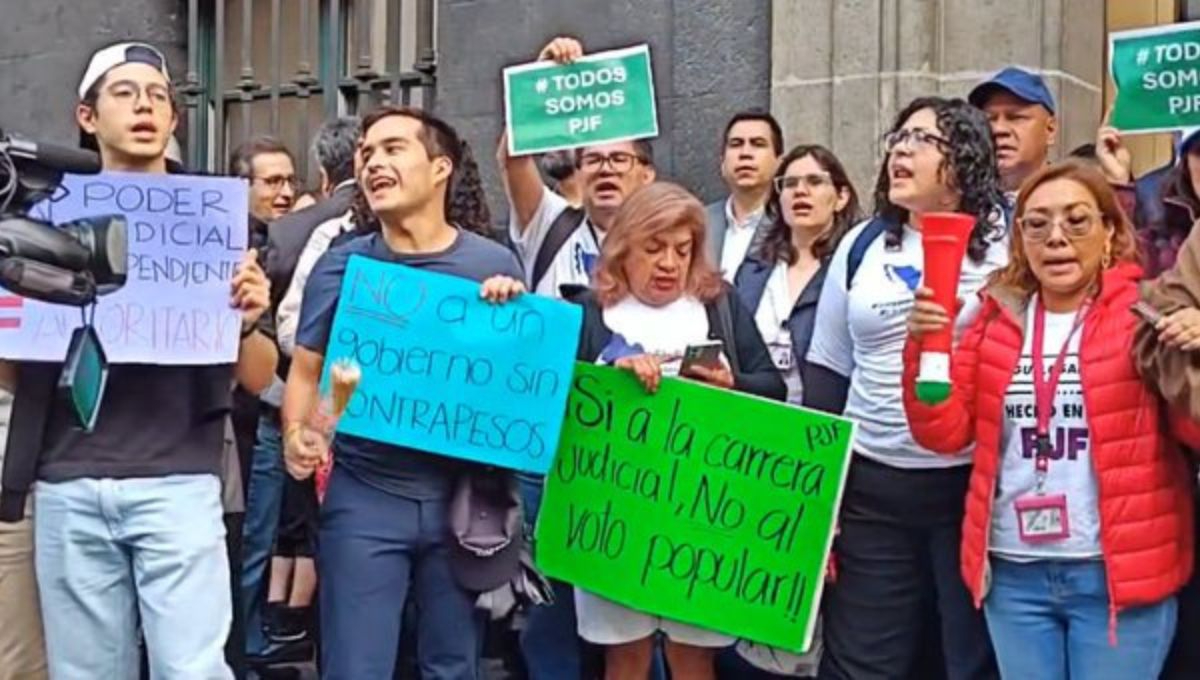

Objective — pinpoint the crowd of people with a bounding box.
[4,30,1200,680]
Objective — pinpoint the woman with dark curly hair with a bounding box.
[732,144,861,408]
[803,97,1005,680]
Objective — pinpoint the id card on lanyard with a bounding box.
[1014,297,1087,544]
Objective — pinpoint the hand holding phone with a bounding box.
[680,341,724,374]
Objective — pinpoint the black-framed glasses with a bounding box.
[579,151,646,174]
[1017,209,1102,242]
[251,175,300,192]
[773,173,834,193]
[883,128,950,153]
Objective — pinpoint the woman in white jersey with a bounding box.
[572,181,786,680]
[803,96,1006,680]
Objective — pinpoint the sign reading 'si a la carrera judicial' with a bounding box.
[503,45,659,156]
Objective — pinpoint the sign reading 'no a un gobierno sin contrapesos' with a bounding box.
[503,44,659,156]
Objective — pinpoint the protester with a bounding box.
[496,34,657,680]
[0,42,277,679]
[733,144,861,407]
[1136,127,1200,680]
[904,160,1200,679]
[969,67,1134,223]
[708,110,783,280]
[571,181,784,680]
[243,118,359,670]
[451,139,495,236]
[231,136,299,228]
[283,105,525,679]
[541,148,583,207]
[498,37,657,299]
[804,96,1005,680]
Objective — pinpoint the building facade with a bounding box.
[0,0,1193,213]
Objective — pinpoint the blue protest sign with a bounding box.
[324,255,583,473]
[0,172,247,364]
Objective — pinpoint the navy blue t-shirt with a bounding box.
[296,228,524,499]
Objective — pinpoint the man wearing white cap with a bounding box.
[0,42,277,679]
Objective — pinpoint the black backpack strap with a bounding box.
[705,289,742,376]
[531,207,586,291]
[845,217,890,289]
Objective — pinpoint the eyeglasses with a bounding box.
[251,175,300,192]
[773,173,833,193]
[579,152,646,174]
[883,128,950,153]
[1017,209,1101,242]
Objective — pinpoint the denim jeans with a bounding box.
[240,413,285,656]
[319,465,478,679]
[34,474,232,680]
[985,558,1177,680]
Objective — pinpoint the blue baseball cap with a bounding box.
[969,67,1056,115]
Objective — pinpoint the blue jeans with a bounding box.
[319,465,478,679]
[240,413,285,656]
[34,474,232,680]
[985,558,1177,680]
[517,472,584,680]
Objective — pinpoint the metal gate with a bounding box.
[180,0,436,182]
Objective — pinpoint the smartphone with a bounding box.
[57,325,109,432]
[680,340,724,374]
[1132,300,1164,326]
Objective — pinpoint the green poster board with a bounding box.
[1110,21,1200,133]
[535,363,855,652]
[503,45,659,155]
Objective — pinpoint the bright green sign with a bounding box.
[1110,21,1200,133]
[534,363,855,652]
[503,45,659,156]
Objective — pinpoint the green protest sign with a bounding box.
[1110,21,1200,133]
[535,363,855,652]
[503,45,659,156]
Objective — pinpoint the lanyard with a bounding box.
[1030,296,1087,490]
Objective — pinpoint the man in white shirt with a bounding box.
[706,110,782,280]
[498,36,657,301]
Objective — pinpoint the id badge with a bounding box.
[1014,493,1070,543]
[769,340,793,372]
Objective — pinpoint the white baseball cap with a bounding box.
[78,42,171,100]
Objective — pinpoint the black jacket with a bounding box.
[572,287,786,402]
[265,182,356,311]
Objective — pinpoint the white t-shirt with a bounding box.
[720,197,764,280]
[806,219,1009,468]
[601,295,710,375]
[508,186,600,299]
[753,261,803,405]
[990,302,1101,560]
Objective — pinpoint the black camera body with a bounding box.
[0,130,128,306]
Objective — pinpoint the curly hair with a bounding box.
[344,137,495,239]
[872,96,1003,263]
[757,144,862,265]
[991,160,1139,298]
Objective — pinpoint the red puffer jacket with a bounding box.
[902,263,1197,622]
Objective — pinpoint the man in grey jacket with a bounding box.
[706,109,783,281]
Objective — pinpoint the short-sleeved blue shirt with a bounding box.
[296,228,524,499]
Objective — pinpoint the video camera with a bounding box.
[0,130,127,306]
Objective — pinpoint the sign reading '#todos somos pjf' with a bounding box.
[323,255,583,474]
[0,172,247,364]
[1110,21,1200,133]
[504,44,659,155]
[535,363,855,652]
